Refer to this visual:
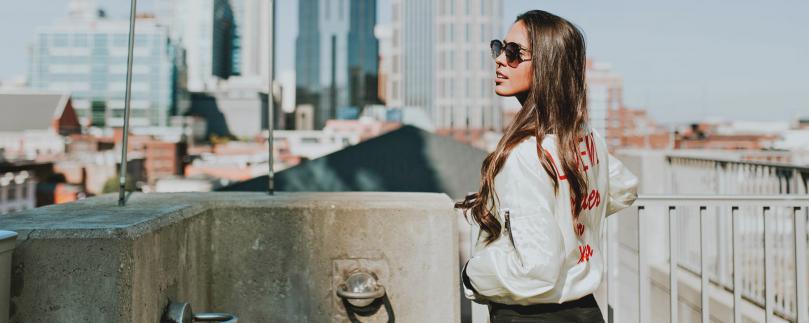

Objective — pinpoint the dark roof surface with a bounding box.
[219,125,488,200]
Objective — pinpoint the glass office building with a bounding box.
[295,0,379,130]
[29,15,175,127]
[388,0,503,131]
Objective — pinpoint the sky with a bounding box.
[2,0,808,124]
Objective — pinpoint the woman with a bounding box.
[456,10,639,323]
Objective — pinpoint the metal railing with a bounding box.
[667,155,809,195]
[617,196,809,323]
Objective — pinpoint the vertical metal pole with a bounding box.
[638,205,649,323]
[118,0,138,206]
[700,206,709,323]
[732,206,742,323]
[669,206,678,323]
[763,206,774,323]
[267,0,275,195]
[795,206,808,323]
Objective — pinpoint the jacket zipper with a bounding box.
[503,209,516,249]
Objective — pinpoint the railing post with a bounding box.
[638,205,649,323]
[732,206,742,323]
[669,206,678,323]
[763,206,774,323]
[795,206,808,323]
[700,206,710,323]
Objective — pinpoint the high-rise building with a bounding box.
[295,0,379,130]
[29,2,175,127]
[212,0,240,79]
[387,0,503,132]
[155,0,244,92]
[586,59,622,140]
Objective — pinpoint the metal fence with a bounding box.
[620,196,809,323]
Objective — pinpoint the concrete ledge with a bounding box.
[0,192,460,322]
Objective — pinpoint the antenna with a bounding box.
[118,0,137,206]
[267,0,276,195]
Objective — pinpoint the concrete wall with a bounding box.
[0,192,460,322]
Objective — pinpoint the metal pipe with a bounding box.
[763,206,774,323]
[700,206,709,323]
[118,0,138,207]
[732,206,742,323]
[638,205,649,323]
[795,206,808,323]
[267,0,275,195]
[669,206,678,323]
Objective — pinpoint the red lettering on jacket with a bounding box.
[579,189,601,211]
[575,222,585,236]
[578,244,593,263]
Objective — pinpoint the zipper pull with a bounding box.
[503,209,516,248]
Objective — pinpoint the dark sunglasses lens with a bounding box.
[504,43,521,64]
[490,40,503,59]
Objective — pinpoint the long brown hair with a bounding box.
[455,10,589,245]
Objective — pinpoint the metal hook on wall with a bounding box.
[336,270,395,323]
[162,301,238,323]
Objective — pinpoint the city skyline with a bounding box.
[2,0,808,124]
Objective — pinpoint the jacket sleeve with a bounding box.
[606,153,639,216]
[463,144,565,303]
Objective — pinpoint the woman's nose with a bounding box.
[494,50,507,68]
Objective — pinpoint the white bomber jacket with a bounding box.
[462,129,639,305]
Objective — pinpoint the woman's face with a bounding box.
[494,20,533,97]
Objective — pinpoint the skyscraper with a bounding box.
[295,0,379,130]
[212,0,240,79]
[155,0,243,92]
[388,0,503,132]
[29,2,175,127]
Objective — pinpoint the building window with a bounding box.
[440,50,446,70]
[466,0,471,15]
[74,33,89,47]
[450,0,455,15]
[339,0,345,20]
[448,50,453,70]
[113,34,128,47]
[465,50,470,70]
[449,24,454,42]
[325,0,331,20]
[52,34,69,47]
[439,24,445,43]
[393,29,399,48]
[393,3,399,22]
[465,79,470,97]
[481,24,486,42]
[465,23,470,42]
[481,0,486,15]
[440,77,445,98]
[392,55,399,73]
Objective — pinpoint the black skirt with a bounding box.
[488,294,604,323]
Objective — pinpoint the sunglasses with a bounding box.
[490,39,531,68]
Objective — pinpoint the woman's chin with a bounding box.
[495,84,516,97]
